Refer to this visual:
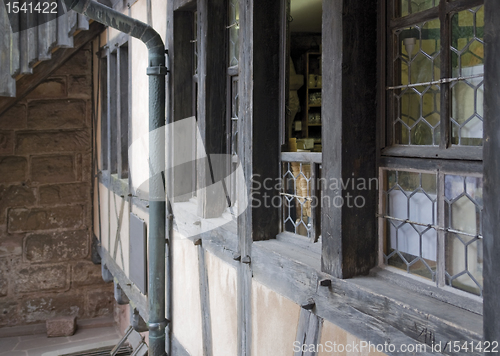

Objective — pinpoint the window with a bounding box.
[226,0,239,213]
[280,0,323,243]
[381,0,484,296]
[100,39,130,180]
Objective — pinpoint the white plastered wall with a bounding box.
[318,321,387,356]
[206,251,238,356]
[251,281,301,356]
[172,231,204,356]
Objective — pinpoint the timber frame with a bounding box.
[161,0,499,355]
[89,0,500,353]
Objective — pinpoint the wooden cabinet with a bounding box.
[302,51,322,139]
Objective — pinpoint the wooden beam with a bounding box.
[321,0,378,278]
[197,244,213,356]
[0,22,105,117]
[196,0,228,219]
[483,0,500,343]
[172,10,196,202]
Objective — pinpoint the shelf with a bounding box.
[302,51,322,139]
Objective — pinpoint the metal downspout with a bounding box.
[63,1,168,355]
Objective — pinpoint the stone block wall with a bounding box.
[0,43,114,327]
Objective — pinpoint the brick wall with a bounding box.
[0,43,114,327]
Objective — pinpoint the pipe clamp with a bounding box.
[147,66,169,76]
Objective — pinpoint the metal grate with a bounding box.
[60,345,133,356]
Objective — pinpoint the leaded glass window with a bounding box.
[382,0,484,297]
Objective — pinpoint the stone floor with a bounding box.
[0,320,122,356]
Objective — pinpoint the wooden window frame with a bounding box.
[99,33,130,184]
[379,0,485,296]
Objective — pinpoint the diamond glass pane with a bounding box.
[282,162,315,239]
[383,170,437,280]
[451,6,484,146]
[394,20,440,145]
[229,0,240,66]
[397,0,437,18]
[444,174,483,296]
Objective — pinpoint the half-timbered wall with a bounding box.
[93,0,498,355]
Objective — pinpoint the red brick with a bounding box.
[0,226,24,257]
[39,183,90,205]
[15,264,68,293]
[31,155,75,183]
[28,100,87,129]
[26,77,67,99]
[53,49,91,76]
[20,293,85,324]
[25,230,89,262]
[16,130,90,155]
[0,156,27,183]
[0,185,36,222]
[0,104,27,130]
[86,286,115,318]
[0,301,19,327]
[72,261,106,287]
[0,257,9,297]
[46,315,77,337]
[0,131,14,155]
[68,75,92,98]
[8,205,84,233]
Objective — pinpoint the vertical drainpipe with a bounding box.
[63,1,168,355]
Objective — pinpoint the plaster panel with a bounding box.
[172,232,203,356]
[318,321,387,356]
[151,0,167,44]
[108,192,129,274]
[99,183,110,252]
[251,281,301,356]
[206,251,238,356]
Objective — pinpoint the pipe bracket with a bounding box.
[149,319,169,331]
[147,66,169,76]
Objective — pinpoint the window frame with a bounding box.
[379,0,485,296]
[99,33,130,183]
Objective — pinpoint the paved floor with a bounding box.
[0,325,122,356]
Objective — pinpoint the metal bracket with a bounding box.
[147,66,169,76]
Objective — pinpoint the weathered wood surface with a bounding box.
[251,238,483,355]
[196,0,228,219]
[173,0,196,11]
[117,45,129,179]
[57,5,73,48]
[382,145,483,161]
[38,13,57,61]
[483,0,500,343]
[0,4,16,96]
[0,22,104,115]
[380,155,483,174]
[98,242,149,321]
[171,11,196,202]
[321,0,378,279]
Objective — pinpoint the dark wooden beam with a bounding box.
[321,0,378,278]
[174,0,196,11]
[483,0,500,342]
[196,0,228,218]
[0,22,105,117]
[171,10,196,202]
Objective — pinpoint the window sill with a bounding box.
[252,237,483,352]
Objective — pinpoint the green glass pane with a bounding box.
[398,171,420,192]
[228,0,240,67]
[398,0,437,18]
